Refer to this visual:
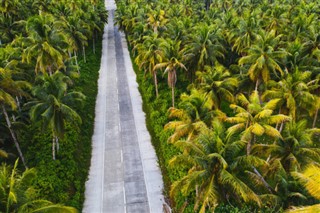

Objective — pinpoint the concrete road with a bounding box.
[82,0,164,212]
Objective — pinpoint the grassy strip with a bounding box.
[21,38,102,210]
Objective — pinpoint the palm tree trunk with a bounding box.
[172,86,175,108]
[52,135,56,160]
[255,78,260,91]
[68,50,72,59]
[15,96,21,112]
[153,71,159,98]
[74,50,80,73]
[48,66,53,76]
[313,108,319,128]
[1,104,27,168]
[82,45,86,63]
[93,31,96,54]
[55,136,59,153]
[252,166,275,193]
[247,138,252,155]
[93,38,96,54]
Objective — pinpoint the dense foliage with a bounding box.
[0,0,107,210]
[116,0,320,212]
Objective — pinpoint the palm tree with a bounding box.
[226,90,291,155]
[154,39,187,107]
[185,23,225,75]
[163,16,192,42]
[0,0,21,19]
[147,8,167,34]
[255,120,320,173]
[287,164,320,212]
[263,5,289,34]
[228,10,261,55]
[169,122,261,212]
[0,159,78,213]
[22,13,67,75]
[164,89,214,143]
[0,65,30,168]
[134,34,162,97]
[28,72,85,160]
[58,15,88,73]
[238,30,286,91]
[196,63,238,110]
[262,69,317,121]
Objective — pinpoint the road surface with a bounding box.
[83,0,164,212]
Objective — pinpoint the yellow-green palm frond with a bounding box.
[164,121,186,130]
[292,164,320,199]
[249,90,260,105]
[219,170,261,206]
[261,64,270,83]
[263,125,282,138]
[255,109,273,119]
[251,123,265,136]
[226,123,245,139]
[225,116,247,124]
[192,121,209,133]
[173,141,206,157]
[233,155,268,169]
[167,124,192,143]
[237,93,250,107]
[196,175,219,213]
[248,63,259,81]
[268,114,291,124]
[262,89,281,101]
[286,204,320,213]
[168,154,196,168]
[264,98,281,110]
[167,107,188,120]
[241,129,253,142]
[229,104,247,113]
[170,170,206,198]
[20,202,78,213]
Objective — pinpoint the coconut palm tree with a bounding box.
[239,30,287,91]
[134,34,162,97]
[154,39,187,107]
[0,64,30,168]
[169,122,261,212]
[196,63,238,110]
[262,69,318,121]
[254,120,320,173]
[28,72,85,160]
[0,159,78,213]
[164,89,214,143]
[22,13,67,75]
[147,8,167,34]
[185,23,225,75]
[58,15,88,73]
[226,90,291,155]
[228,10,261,55]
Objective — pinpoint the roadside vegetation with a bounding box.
[0,0,107,211]
[115,0,320,212]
